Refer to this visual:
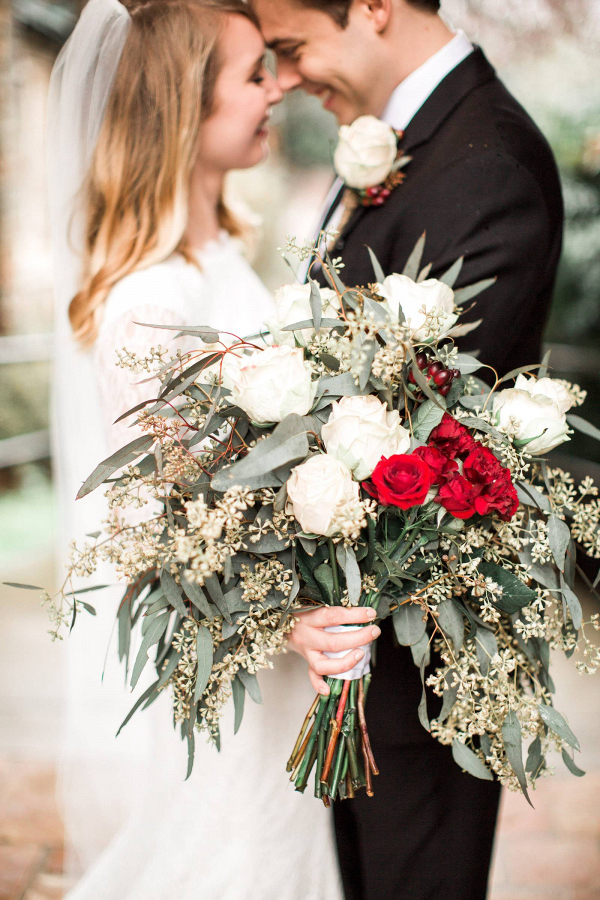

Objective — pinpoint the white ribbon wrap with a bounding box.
[324,624,372,681]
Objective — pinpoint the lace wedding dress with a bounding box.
[53,233,343,900]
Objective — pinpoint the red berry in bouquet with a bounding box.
[413,445,458,486]
[367,454,434,510]
[429,413,477,459]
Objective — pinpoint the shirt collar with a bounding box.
[382,30,474,132]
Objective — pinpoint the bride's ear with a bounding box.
[356,0,392,34]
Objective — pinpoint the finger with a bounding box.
[308,624,380,653]
[308,667,330,696]
[299,605,378,629]
[309,647,366,677]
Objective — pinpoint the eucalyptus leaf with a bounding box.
[418,657,430,731]
[452,740,493,781]
[525,736,544,777]
[454,277,496,306]
[475,628,498,676]
[548,515,571,572]
[237,668,262,704]
[453,354,483,376]
[193,625,213,703]
[181,572,214,620]
[204,574,231,623]
[497,364,544,385]
[437,599,464,652]
[130,612,169,690]
[562,748,585,777]
[393,601,427,646]
[116,679,160,736]
[516,482,551,513]
[160,569,188,617]
[437,671,459,724]
[156,648,183,689]
[539,704,580,751]
[567,414,600,442]
[282,317,342,332]
[502,710,533,806]
[412,400,445,442]
[561,582,583,630]
[367,245,385,283]
[232,675,246,734]
[185,732,195,781]
[402,232,426,281]
[211,414,310,491]
[135,321,219,343]
[77,435,154,499]
[439,256,464,288]
[3,582,44,591]
[410,631,431,667]
[478,561,537,614]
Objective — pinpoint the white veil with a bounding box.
[46,0,166,883]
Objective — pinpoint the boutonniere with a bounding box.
[333,115,411,207]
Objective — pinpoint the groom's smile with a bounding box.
[252,0,396,124]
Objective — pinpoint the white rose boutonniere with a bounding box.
[334,115,409,207]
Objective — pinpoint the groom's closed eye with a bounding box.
[268,40,304,63]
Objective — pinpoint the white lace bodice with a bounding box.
[94,232,274,450]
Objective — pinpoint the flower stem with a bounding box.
[321,679,351,785]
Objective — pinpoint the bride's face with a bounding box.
[197,15,283,172]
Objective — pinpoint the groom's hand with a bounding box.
[288,606,380,696]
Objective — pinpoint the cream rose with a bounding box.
[322,395,411,481]
[334,116,398,190]
[222,345,316,424]
[377,274,458,341]
[265,283,340,347]
[492,388,570,455]
[514,374,575,416]
[287,454,359,537]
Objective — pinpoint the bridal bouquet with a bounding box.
[18,234,600,804]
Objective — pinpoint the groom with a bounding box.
[253,1,563,898]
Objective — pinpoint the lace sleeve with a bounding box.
[94,302,194,453]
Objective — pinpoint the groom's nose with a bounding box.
[275,58,303,93]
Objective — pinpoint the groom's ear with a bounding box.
[356,0,393,34]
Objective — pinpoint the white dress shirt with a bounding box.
[300,30,473,281]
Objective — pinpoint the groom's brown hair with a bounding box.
[298,0,440,27]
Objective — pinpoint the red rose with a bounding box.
[437,474,479,519]
[475,474,519,521]
[437,444,520,522]
[463,445,504,485]
[367,454,434,509]
[413,445,458,486]
[429,413,476,460]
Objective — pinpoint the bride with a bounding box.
[47,0,351,897]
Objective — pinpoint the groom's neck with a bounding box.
[376,13,455,113]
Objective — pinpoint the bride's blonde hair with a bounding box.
[69,0,258,345]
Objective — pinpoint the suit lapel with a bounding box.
[334,49,497,249]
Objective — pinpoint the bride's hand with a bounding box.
[288,606,380,696]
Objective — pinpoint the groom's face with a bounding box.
[253,0,380,124]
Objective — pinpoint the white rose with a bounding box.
[492,388,570,455]
[265,283,340,347]
[287,454,359,537]
[222,345,316,424]
[322,395,411,481]
[377,274,458,341]
[514,374,575,416]
[334,115,398,190]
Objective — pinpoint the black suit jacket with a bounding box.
[315,50,564,746]
[318,48,564,380]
